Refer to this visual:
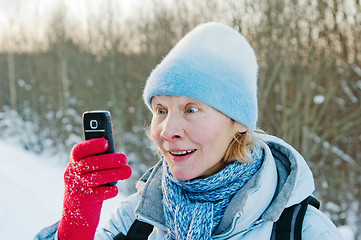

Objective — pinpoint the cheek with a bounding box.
[192,119,236,151]
[150,124,162,146]
[190,124,221,147]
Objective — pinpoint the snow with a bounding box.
[303,127,359,168]
[340,78,358,103]
[313,95,325,104]
[0,139,356,240]
[352,64,361,77]
[339,226,355,240]
[0,139,127,240]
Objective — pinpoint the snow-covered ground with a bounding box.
[0,139,356,240]
[0,140,127,240]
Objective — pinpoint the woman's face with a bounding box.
[151,95,246,180]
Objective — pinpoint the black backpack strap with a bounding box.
[113,219,154,240]
[271,196,320,240]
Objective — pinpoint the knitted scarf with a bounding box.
[161,146,264,240]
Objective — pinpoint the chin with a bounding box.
[171,170,195,181]
[175,176,193,181]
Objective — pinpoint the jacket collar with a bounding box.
[135,160,166,229]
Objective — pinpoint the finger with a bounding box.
[71,138,108,161]
[90,185,118,201]
[118,165,132,180]
[83,165,132,187]
[77,153,128,174]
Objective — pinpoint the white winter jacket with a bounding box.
[34,134,342,239]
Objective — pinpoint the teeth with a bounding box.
[170,150,195,156]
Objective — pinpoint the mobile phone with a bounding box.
[82,110,117,186]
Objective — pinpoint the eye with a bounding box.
[155,108,167,115]
[186,107,199,113]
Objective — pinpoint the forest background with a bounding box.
[0,0,360,237]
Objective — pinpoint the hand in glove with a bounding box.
[58,137,132,240]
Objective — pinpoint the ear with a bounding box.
[234,121,247,134]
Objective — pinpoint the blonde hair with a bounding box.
[223,129,264,163]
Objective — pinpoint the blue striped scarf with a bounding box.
[161,146,263,240]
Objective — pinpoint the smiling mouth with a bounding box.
[169,149,196,156]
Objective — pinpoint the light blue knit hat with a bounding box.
[143,22,258,131]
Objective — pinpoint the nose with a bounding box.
[160,113,183,141]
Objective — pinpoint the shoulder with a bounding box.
[95,193,140,239]
[302,205,342,240]
[109,193,140,227]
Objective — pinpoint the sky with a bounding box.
[0,0,24,13]
[0,0,50,22]
[0,0,142,26]
[0,0,146,50]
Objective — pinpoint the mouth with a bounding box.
[169,149,196,157]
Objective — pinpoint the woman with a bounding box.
[35,22,341,239]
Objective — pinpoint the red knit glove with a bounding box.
[58,138,132,240]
